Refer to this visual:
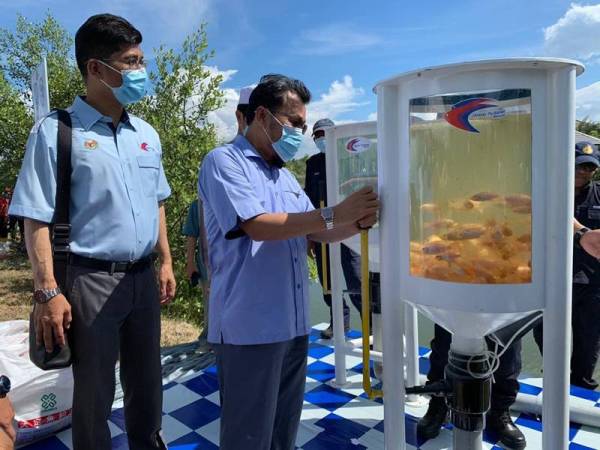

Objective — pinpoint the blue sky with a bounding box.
[2,0,600,155]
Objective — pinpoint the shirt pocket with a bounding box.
[137,154,160,197]
[281,190,306,213]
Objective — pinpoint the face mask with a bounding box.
[97,60,147,105]
[263,109,304,162]
[315,137,326,153]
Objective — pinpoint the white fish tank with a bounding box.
[375,58,584,450]
[325,121,380,271]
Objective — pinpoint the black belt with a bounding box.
[69,254,155,274]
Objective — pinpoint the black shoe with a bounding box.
[571,375,599,391]
[320,324,334,339]
[319,323,350,339]
[486,409,526,450]
[417,396,448,440]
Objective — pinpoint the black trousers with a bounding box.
[427,324,522,411]
[213,335,308,450]
[533,283,600,389]
[68,264,164,450]
[314,243,362,326]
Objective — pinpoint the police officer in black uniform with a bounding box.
[534,141,600,390]
[305,118,362,338]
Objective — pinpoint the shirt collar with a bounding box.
[70,96,136,131]
[233,134,265,160]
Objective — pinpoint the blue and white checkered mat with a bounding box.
[21,323,600,449]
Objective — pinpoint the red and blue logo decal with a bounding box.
[345,137,372,154]
[444,98,499,133]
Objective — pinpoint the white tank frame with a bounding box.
[323,121,421,389]
[375,58,583,450]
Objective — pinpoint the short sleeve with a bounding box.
[199,148,266,237]
[300,190,315,213]
[182,200,200,237]
[8,118,58,223]
[155,140,171,202]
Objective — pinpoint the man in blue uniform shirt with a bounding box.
[9,14,175,450]
[199,74,379,450]
[534,141,600,390]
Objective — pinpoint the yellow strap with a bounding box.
[361,229,383,399]
[319,200,331,295]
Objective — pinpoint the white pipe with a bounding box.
[345,346,384,362]
[347,336,371,348]
[404,304,420,402]
[378,84,406,450]
[542,65,576,450]
[330,241,347,386]
[514,393,600,429]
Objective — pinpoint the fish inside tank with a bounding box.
[409,89,532,284]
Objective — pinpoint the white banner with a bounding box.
[31,57,50,122]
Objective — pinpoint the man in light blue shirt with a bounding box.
[199,74,379,450]
[10,14,175,450]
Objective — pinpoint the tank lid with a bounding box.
[373,57,584,92]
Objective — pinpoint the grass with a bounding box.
[0,240,200,347]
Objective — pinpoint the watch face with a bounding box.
[33,290,45,303]
[322,208,334,220]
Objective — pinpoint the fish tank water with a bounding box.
[409,89,532,284]
[327,121,380,270]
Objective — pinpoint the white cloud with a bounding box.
[367,112,377,121]
[576,81,600,120]
[296,23,382,56]
[308,75,367,123]
[204,65,237,83]
[544,3,600,60]
[202,66,246,142]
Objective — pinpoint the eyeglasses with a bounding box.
[103,57,146,70]
[268,109,308,135]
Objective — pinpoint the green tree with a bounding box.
[1,14,224,326]
[577,118,600,139]
[132,25,224,324]
[0,13,84,188]
[287,154,308,187]
[0,73,30,188]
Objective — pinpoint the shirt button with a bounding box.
[297,283,301,289]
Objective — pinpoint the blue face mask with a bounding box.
[98,60,147,106]
[263,110,304,162]
[314,137,326,153]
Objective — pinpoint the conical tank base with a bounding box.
[415,303,534,339]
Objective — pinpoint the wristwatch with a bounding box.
[0,376,10,398]
[33,287,62,304]
[321,207,334,230]
[574,227,591,248]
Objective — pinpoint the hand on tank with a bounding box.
[333,186,379,227]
